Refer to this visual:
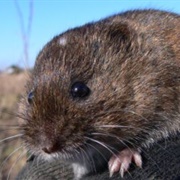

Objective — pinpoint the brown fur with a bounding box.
[20,9,180,177]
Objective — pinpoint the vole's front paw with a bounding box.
[108,149,142,177]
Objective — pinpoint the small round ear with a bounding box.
[105,23,136,52]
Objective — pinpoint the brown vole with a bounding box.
[19,9,180,179]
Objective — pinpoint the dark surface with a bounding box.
[16,133,180,180]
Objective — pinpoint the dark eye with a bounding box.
[71,82,90,98]
[27,91,34,104]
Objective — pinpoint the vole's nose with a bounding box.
[42,147,52,154]
[42,143,62,154]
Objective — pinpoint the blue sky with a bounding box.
[0,0,180,70]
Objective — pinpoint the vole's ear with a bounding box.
[105,23,136,51]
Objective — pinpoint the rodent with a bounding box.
[19,9,180,179]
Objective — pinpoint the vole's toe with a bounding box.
[108,149,142,177]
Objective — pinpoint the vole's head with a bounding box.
[20,17,180,161]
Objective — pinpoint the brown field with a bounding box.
[0,72,28,180]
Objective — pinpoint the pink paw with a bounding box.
[108,149,142,177]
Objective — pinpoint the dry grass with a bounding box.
[0,72,28,180]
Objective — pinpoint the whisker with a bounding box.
[23,154,35,174]
[0,110,17,118]
[0,128,21,133]
[7,149,27,180]
[26,151,34,162]
[91,109,127,120]
[95,124,135,129]
[63,149,71,160]
[140,148,161,172]
[0,125,20,128]
[15,113,31,122]
[84,141,108,162]
[37,154,42,168]
[79,145,96,173]
[30,152,38,170]
[127,110,150,122]
[25,147,34,162]
[0,134,23,144]
[95,124,146,135]
[84,145,97,173]
[0,145,25,172]
[124,167,133,178]
[91,132,135,150]
[84,136,119,160]
[84,136,137,177]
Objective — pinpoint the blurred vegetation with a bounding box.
[0,71,28,179]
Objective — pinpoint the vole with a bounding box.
[19,9,180,179]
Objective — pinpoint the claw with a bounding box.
[109,156,121,177]
[133,151,142,168]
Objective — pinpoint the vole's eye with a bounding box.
[71,82,90,98]
[27,91,34,104]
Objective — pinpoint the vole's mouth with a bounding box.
[28,146,75,162]
[31,141,84,161]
